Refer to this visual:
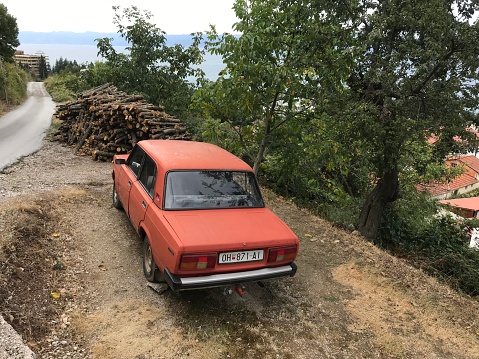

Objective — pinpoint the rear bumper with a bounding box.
[164,263,297,291]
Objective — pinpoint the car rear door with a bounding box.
[129,153,157,231]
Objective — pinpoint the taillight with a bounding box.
[179,254,216,270]
[268,246,297,263]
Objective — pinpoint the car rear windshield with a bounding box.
[164,171,264,210]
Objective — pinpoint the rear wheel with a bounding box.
[112,183,123,209]
[143,235,164,282]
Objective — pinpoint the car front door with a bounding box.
[129,154,157,231]
[117,145,145,215]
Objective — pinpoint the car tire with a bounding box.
[112,183,123,209]
[143,235,164,283]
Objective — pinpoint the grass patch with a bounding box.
[49,117,63,132]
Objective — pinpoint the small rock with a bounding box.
[147,282,169,294]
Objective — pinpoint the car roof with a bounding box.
[138,140,254,171]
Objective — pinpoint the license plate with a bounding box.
[219,250,264,264]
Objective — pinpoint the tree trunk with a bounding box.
[253,112,273,175]
[253,136,268,175]
[358,167,400,239]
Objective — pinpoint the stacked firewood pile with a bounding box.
[52,83,192,161]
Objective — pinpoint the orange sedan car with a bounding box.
[112,140,298,291]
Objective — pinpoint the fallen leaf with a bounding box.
[50,291,61,299]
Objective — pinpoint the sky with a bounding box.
[1,0,238,34]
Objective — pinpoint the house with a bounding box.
[437,197,479,249]
[418,155,479,199]
[437,197,479,219]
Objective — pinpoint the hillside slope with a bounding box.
[0,140,478,358]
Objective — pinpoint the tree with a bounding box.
[192,0,479,241]
[193,0,353,174]
[51,57,82,74]
[0,4,19,61]
[344,0,479,239]
[38,55,49,79]
[95,6,205,116]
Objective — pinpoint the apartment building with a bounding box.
[14,50,50,78]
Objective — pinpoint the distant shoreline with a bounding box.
[19,31,214,47]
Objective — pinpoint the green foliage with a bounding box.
[0,61,29,110]
[0,4,19,61]
[79,62,113,88]
[378,190,479,296]
[44,72,87,103]
[193,0,353,174]
[193,117,247,160]
[94,6,205,116]
[51,57,83,74]
[260,115,366,229]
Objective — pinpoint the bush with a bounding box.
[0,62,29,110]
[44,72,87,103]
[193,117,250,163]
[190,115,364,230]
[378,191,479,296]
[46,87,76,103]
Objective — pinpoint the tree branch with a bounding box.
[412,43,461,95]
[223,117,256,164]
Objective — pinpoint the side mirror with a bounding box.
[115,159,126,165]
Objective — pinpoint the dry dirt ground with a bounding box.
[0,140,478,359]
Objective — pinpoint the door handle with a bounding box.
[142,201,147,208]
[128,180,132,186]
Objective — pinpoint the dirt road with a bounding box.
[0,140,478,359]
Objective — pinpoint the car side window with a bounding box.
[127,145,145,178]
[139,155,157,198]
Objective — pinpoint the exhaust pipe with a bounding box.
[223,285,246,297]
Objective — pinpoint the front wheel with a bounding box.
[112,183,123,209]
[143,235,164,282]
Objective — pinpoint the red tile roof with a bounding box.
[418,155,479,197]
[457,155,479,174]
[438,197,479,211]
[418,173,478,197]
[428,134,439,145]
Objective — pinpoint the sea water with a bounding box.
[17,43,224,81]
